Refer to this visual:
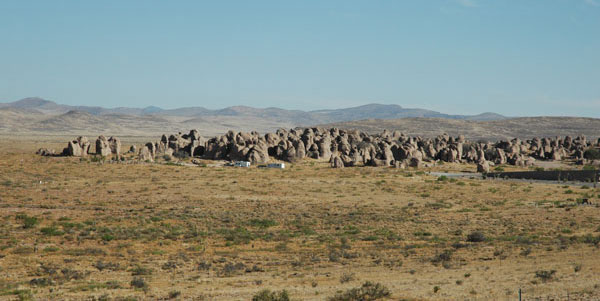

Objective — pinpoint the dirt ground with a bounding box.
[1,136,599,300]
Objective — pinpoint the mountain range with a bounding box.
[0,97,504,136]
[1,97,597,140]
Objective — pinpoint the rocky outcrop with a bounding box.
[59,136,120,158]
[96,136,112,157]
[330,154,345,168]
[63,136,90,157]
[56,130,597,169]
[108,137,121,156]
[139,146,153,162]
[477,161,490,173]
[135,130,599,168]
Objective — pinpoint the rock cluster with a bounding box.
[134,128,598,168]
[54,129,598,169]
[60,136,121,158]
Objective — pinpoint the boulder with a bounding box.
[409,157,422,168]
[108,137,121,156]
[77,136,90,156]
[477,161,490,173]
[36,148,55,156]
[139,146,153,162]
[96,136,111,157]
[67,141,82,157]
[331,154,344,168]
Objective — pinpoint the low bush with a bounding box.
[328,282,391,301]
[535,270,556,282]
[466,231,486,243]
[583,148,600,160]
[130,277,147,289]
[16,214,38,229]
[252,289,290,301]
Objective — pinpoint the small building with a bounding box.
[267,163,285,169]
[234,161,251,167]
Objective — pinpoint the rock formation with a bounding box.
[57,130,599,169]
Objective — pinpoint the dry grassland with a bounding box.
[1,137,599,300]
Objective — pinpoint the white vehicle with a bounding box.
[267,163,285,169]
[234,161,251,167]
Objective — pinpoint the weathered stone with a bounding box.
[477,161,490,173]
[96,136,111,157]
[331,155,344,168]
[36,148,55,156]
[68,141,82,157]
[108,137,121,156]
[139,146,153,162]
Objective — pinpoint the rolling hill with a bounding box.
[1,97,597,140]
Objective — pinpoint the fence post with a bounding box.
[519,288,522,301]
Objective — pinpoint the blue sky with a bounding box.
[1,0,599,116]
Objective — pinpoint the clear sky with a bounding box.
[1,1,599,116]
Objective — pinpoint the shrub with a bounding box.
[16,214,38,229]
[584,148,600,160]
[466,231,486,243]
[43,246,59,252]
[252,289,290,301]
[327,282,391,301]
[249,219,278,229]
[130,277,147,289]
[173,150,189,159]
[40,226,64,236]
[218,227,255,245]
[340,272,355,284]
[64,247,106,256]
[431,249,453,264]
[30,278,53,287]
[534,270,556,282]
[169,290,181,299]
[131,266,153,276]
[94,260,120,271]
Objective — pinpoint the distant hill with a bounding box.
[2,97,597,140]
[0,97,506,121]
[0,97,511,136]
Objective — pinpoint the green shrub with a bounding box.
[16,214,39,229]
[217,227,255,245]
[252,289,290,301]
[43,246,59,252]
[583,148,600,160]
[101,234,114,242]
[40,226,63,236]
